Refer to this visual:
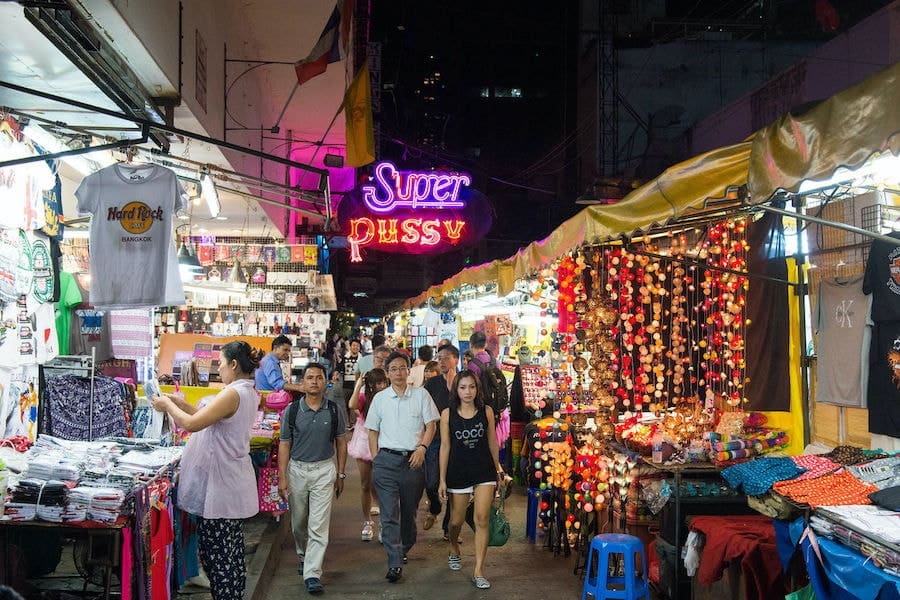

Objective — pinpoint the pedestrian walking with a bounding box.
[347,367,388,541]
[277,363,348,595]
[422,344,460,540]
[366,352,440,583]
[439,369,506,590]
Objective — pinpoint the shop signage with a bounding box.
[339,161,492,262]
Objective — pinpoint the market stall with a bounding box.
[397,61,900,599]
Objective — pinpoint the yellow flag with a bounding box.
[343,64,375,167]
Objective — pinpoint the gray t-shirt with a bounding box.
[280,397,347,462]
[815,276,871,407]
[75,163,186,309]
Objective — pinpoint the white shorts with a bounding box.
[447,481,496,494]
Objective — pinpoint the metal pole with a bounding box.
[272,82,300,133]
[755,202,900,245]
[0,134,147,169]
[794,202,812,447]
[0,80,328,177]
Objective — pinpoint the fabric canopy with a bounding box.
[749,60,900,201]
[404,141,751,307]
[403,60,900,309]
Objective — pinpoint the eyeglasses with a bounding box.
[388,366,409,373]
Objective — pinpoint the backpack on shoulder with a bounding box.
[469,352,509,414]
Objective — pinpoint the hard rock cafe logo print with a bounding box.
[107,202,163,237]
[888,246,900,294]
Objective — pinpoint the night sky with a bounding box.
[337,0,891,317]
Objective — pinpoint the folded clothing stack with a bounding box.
[4,478,68,522]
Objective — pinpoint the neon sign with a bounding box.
[361,161,471,213]
[340,161,490,263]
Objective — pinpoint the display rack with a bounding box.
[41,347,98,441]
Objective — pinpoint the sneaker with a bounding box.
[472,575,491,589]
[402,554,408,564]
[361,520,375,541]
[385,567,402,583]
[305,577,324,595]
[448,554,462,571]
[370,505,380,516]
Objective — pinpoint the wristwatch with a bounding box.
[338,473,346,479]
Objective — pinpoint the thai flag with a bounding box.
[294,0,353,86]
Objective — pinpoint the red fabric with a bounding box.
[690,515,787,600]
[150,507,174,600]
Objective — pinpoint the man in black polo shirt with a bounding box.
[422,343,459,539]
[277,364,348,595]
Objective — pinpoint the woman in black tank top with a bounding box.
[438,369,506,590]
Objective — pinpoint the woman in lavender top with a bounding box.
[152,340,263,600]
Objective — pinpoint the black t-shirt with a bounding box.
[425,374,452,443]
[867,320,900,437]
[863,231,900,322]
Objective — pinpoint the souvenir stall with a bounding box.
[401,62,900,599]
[0,113,189,598]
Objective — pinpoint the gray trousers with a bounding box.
[372,450,426,568]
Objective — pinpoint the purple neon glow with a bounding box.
[361,161,470,213]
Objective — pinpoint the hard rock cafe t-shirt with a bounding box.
[75,163,186,309]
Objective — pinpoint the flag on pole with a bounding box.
[343,63,375,167]
[294,0,353,86]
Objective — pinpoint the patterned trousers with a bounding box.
[198,517,245,600]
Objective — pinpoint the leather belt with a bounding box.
[380,448,413,457]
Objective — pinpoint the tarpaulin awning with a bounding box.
[403,140,752,307]
[403,60,900,309]
[748,60,900,202]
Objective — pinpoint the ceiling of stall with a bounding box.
[0,0,353,238]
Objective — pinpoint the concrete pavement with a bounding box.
[257,463,585,599]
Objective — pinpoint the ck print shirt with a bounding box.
[75,164,186,309]
[815,277,871,407]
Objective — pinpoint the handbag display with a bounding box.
[257,453,288,513]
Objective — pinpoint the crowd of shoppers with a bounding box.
[148,330,506,597]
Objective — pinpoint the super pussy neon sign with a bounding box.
[347,162,474,262]
[361,161,471,213]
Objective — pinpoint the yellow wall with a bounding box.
[759,258,805,455]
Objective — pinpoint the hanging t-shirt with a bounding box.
[69,274,113,361]
[815,276,871,407]
[0,138,55,231]
[40,165,64,241]
[75,163,186,308]
[863,231,900,322]
[55,272,82,355]
[867,320,900,438]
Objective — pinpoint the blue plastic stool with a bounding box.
[581,533,650,600]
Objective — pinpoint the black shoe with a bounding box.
[385,567,402,582]
[305,578,324,595]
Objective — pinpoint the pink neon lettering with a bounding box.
[401,218,423,244]
[420,220,441,245]
[348,218,375,262]
[443,220,465,242]
[377,219,399,243]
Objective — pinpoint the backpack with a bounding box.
[286,394,339,444]
[469,352,509,414]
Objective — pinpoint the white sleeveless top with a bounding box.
[177,378,259,519]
